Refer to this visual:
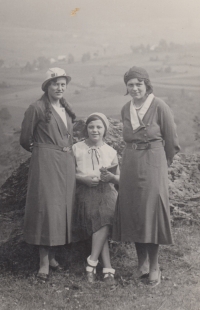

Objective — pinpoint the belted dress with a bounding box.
[20,99,76,246]
[112,96,180,244]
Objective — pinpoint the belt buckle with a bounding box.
[132,143,138,150]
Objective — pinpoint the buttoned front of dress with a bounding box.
[112,96,180,244]
[20,99,76,246]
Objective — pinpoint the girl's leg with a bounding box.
[38,246,49,275]
[101,239,116,285]
[146,243,159,281]
[135,242,149,276]
[101,239,112,268]
[90,225,110,261]
[86,225,109,283]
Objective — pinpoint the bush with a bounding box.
[0,107,11,121]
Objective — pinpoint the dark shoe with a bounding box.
[148,270,161,288]
[140,272,149,279]
[37,273,49,282]
[49,264,64,272]
[86,266,96,283]
[103,273,117,286]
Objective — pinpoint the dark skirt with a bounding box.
[72,181,118,242]
[112,145,173,245]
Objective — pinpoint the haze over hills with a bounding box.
[0,0,200,64]
[0,0,200,186]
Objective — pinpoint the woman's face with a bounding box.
[47,77,67,101]
[87,119,105,143]
[126,78,147,100]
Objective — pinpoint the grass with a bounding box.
[1,220,200,310]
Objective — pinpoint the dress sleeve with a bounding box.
[158,101,180,165]
[72,143,77,157]
[121,105,125,123]
[20,104,39,152]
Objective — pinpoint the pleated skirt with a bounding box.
[72,182,118,242]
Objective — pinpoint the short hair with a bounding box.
[138,78,153,95]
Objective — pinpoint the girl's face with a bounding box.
[87,120,105,143]
[47,77,67,101]
[126,78,147,100]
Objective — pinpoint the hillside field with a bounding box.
[0,51,200,185]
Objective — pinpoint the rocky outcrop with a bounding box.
[0,118,200,244]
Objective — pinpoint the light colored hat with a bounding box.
[87,112,109,130]
[41,67,71,91]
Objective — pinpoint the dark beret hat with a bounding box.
[124,66,150,85]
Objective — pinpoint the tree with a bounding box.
[68,54,74,64]
[0,59,4,68]
[0,107,11,121]
[158,39,168,52]
[81,52,91,63]
[90,76,96,87]
[194,116,200,142]
[37,57,50,70]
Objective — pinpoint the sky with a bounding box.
[0,0,200,64]
[0,0,200,44]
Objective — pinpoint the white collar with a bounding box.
[130,93,154,130]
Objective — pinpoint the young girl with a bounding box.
[72,113,120,285]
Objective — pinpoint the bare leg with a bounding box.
[101,239,112,268]
[39,246,49,275]
[49,247,58,267]
[146,243,159,281]
[135,242,149,275]
[90,225,109,262]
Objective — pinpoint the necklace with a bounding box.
[133,94,148,110]
[134,102,145,110]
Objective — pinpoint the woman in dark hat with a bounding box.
[112,66,180,287]
[20,67,76,281]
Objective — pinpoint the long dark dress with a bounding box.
[112,97,180,244]
[20,99,76,246]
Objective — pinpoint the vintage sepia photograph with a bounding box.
[0,0,200,309]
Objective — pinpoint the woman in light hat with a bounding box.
[112,66,180,287]
[20,67,76,281]
[72,113,120,286]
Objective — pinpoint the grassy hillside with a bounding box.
[0,50,200,185]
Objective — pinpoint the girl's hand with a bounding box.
[29,143,33,152]
[84,176,100,187]
[100,170,114,183]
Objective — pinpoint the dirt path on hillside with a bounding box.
[153,82,200,91]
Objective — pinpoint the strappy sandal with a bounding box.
[37,273,49,283]
[86,265,97,283]
[86,256,98,283]
[49,263,64,272]
[103,268,117,286]
[139,272,149,279]
[148,269,161,288]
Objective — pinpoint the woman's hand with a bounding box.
[29,143,33,152]
[83,176,100,187]
[100,170,114,183]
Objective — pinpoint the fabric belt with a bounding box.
[34,142,72,152]
[126,140,164,150]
